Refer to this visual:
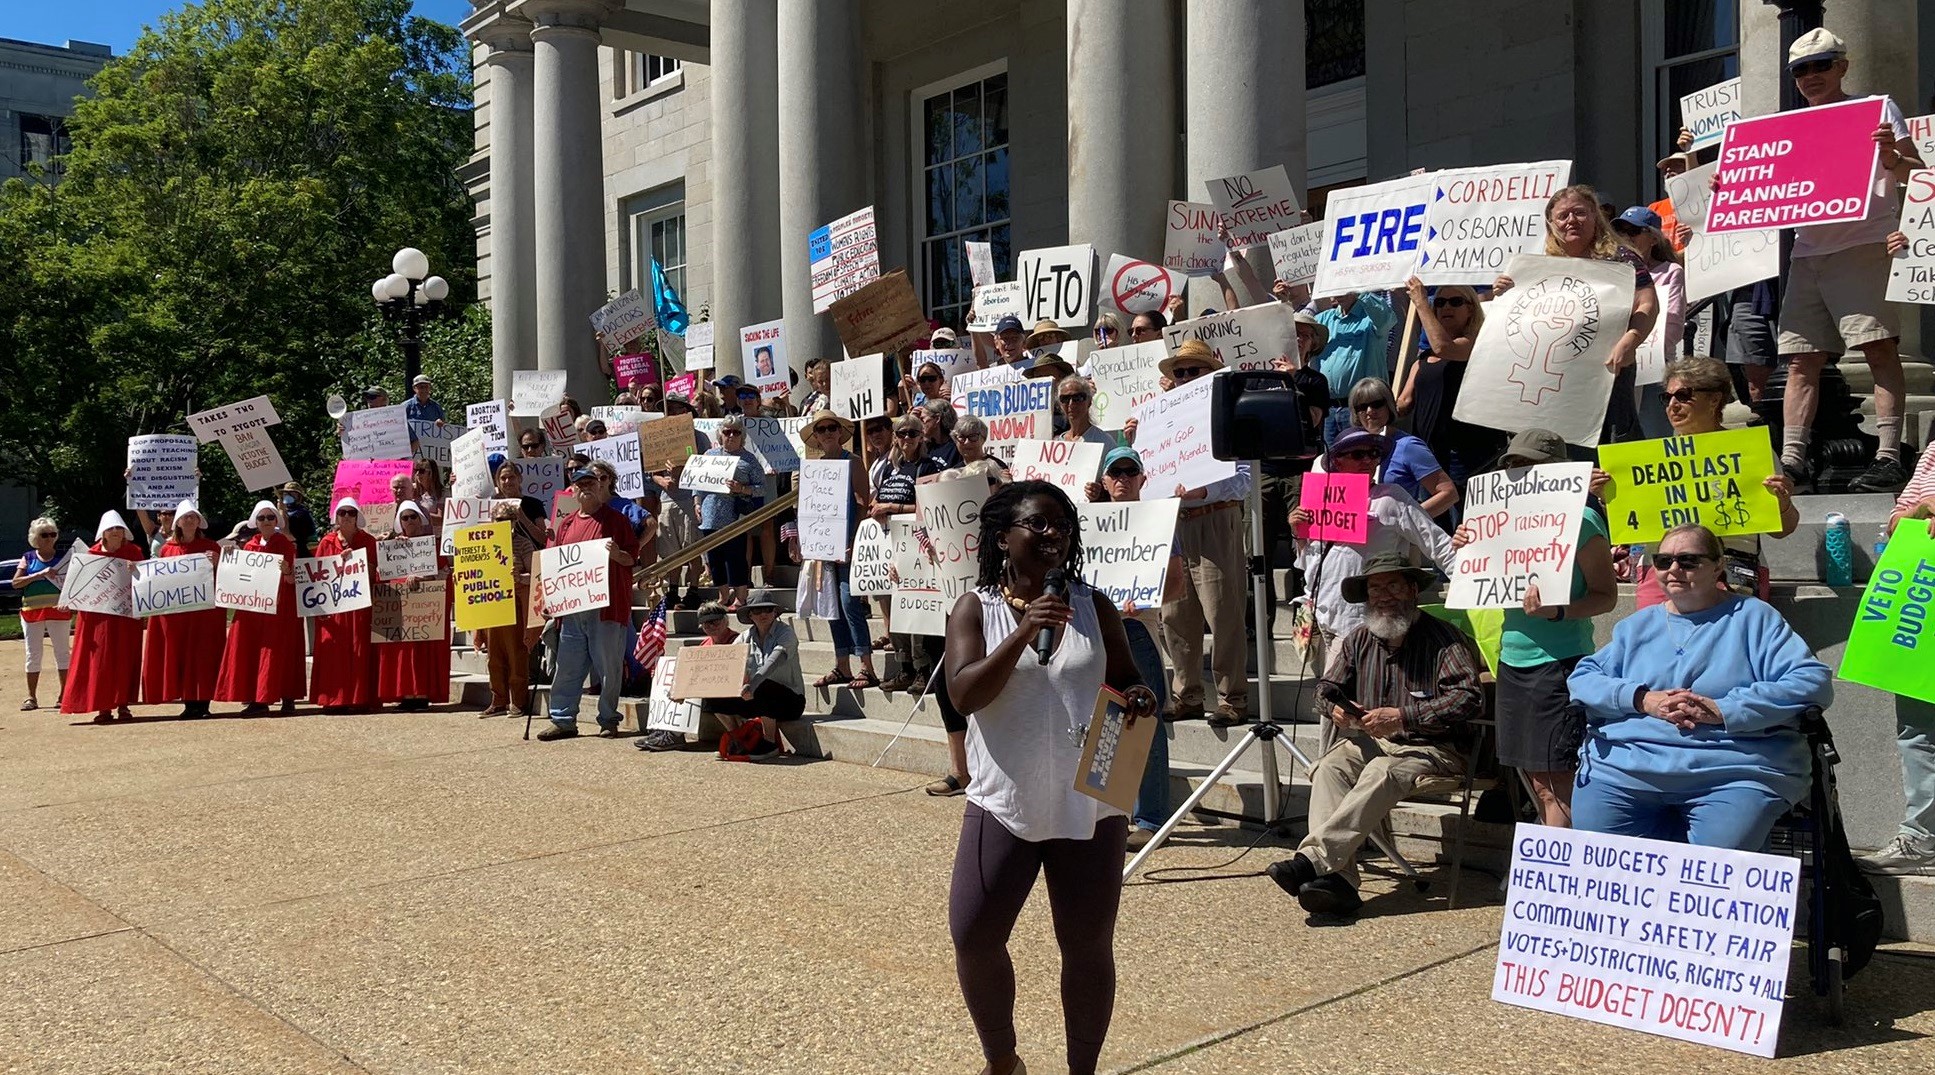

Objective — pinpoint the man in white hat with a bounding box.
[406,374,445,425]
[1773,27,1924,493]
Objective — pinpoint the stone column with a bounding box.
[1735,0,1785,119]
[525,0,615,406]
[1066,0,1175,263]
[710,0,782,379]
[777,0,865,374]
[1183,0,1305,308]
[475,12,538,402]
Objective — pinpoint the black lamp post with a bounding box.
[371,247,449,386]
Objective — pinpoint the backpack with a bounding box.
[717,721,765,762]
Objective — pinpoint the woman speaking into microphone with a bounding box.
[943,480,1157,1075]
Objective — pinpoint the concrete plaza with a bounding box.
[1,644,1930,1074]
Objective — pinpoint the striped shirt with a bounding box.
[1319,612,1484,743]
[1894,450,1935,521]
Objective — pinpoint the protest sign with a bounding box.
[517,456,566,504]
[1681,76,1744,152]
[740,318,791,402]
[1313,172,1437,297]
[340,404,412,460]
[1634,303,1670,387]
[1018,244,1095,328]
[1129,376,1236,493]
[916,477,986,614]
[612,352,656,392]
[809,205,880,313]
[589,288,654,350]
[1840,518,1935,703]
[376,535,439,582]
[510,369,568,417]
[216,547,285,614]
[219,426,292,492]
[682,321,715,370]
[890,515,946,636]
[1420,160,1573,285]
[849,518,895,597]
[679,453,743,494]
[59,549,134,617]
[466,400,509,454]
[549,489,581,527]
[125,435,199,511]
[1099,254,1184,316]
[188,394,281,442]
[1453,253,1635,447]
[646,654,705,733]
[1667,162,1781,303]
[1075,498,1179,610]
[449,427,492,500]
[1446,463,1591,609]
[1886,169,1935,304]
[371,579,445,643]
[965,239,994,288]
[797,459,852,562]
[409,420,463,468]
[1207,165,1301,249]
[831,354,890,420]
[1598,430,1781,544]
[907,348,974,383]
[535,540,610,618]
[1009,439,1104,494]
[541,403,577,451]
[1087,340,1166,432]
[1073,687,1157,813]
[1709,97,1884,233]
[637,414,697,472]
[737,415,801,474]
[293,548,372,618]
[1910,114,1935,169]
[132,553,216,617]
[330,459,412,535]
[437,496,496,556]
[828,269,928,358]
[590,406,646,431]
[671,642,749,699]
[581,430,647,497]
[966,281,1026,332]
[1161,303,1297,373]
[1163,200,1227,277]
[952,365,1053,459]
[1267,221,1325,288]
[1492,824,1797,1057]
[450,522,517,632]
[1294,471,1371,544]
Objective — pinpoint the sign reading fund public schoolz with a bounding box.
[1707,97,1884,234]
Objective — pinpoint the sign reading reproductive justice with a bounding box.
[1839,518,1935,704]
[1708,97,1884,234]
[1597,430,1782,544]
[1493,824,1797,1058]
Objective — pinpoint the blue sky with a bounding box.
[5,1,477,55]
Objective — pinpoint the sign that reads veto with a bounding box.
[1838,518,1935,705]
[1597,430,1782,544]
[1708,97,1884,234]
[1886,169,1935,305]
[535,540,610,618]
[1294,471,1371,544]
[1018,244,1094,329]
[1447,463,1591,610]
[809,205,880,313]
[1208,165,1301,249]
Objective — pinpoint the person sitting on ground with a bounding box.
[703,589,804,762]
[1567,524,1832,851]
[1264,552,1484,918]
[639,601,739,753]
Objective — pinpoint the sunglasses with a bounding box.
[1170,366,1211,380]
[1011,516,1072,538]
[521,442,543,450]
[1059,394,1090,404]
[918,374,942,384]
[1663,388,1709,405]
[1095,326,1117,339]
[1790,58,1836,76]
[1432,296,1468,309]
[1334,448,1382,462]
[721,429,744,437]
[1105,466,1141,479]
[813,424,843,435]
[1651,553,1717,571]
[894,430,921,439]
[1354,400,1387,412]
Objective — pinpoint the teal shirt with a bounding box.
[1499,507,1607,668]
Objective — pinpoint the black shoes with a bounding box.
[1849,456,1908,494]
[1265,853,1363,917]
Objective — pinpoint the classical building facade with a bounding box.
[0,36,111,185]
[460,1,1927,398]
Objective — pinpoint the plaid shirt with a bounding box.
[1319,612,1483,743]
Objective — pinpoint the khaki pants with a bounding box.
[482,582,532,712]
[1299,733,1465,888]
[1161,504,1249,714]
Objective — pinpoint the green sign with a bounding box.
[1840,519,1935,703]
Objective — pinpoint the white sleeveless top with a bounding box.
[965,581,1125,841]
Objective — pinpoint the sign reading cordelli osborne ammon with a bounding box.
[1419,160,1572,285]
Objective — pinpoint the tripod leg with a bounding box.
[1123,725,1266,881]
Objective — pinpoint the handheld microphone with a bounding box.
[1035,569,1066,665]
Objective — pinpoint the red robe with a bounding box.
[376,547,451,703]
[214,531,306,703]
[309,529,378,709]
[141,537,225,704]
[61,540,145,714]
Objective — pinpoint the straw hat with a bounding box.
[1024,319,1073,350]
[805,408,854,446]
[1158,338,1225,380]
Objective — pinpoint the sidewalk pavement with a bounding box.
[0,644,1930,1074]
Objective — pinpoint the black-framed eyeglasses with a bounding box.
[721,429,744,437]
[1651,553,1717,571]
[1059,393,1090,404]
[520,441,543,451]
[1790,58,1835,76]
[1011,516,1072,538]
[1432,296,1468,309]
[1105,466,1141,479]
[1170,366,1211,380]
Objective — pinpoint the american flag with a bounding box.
[634,594,668,672]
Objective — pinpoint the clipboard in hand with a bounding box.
[1073,685,1157,813]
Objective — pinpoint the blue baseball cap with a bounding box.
[1614,206,1662,231]
[994,315,1024,334]
[1102,445,1142,474]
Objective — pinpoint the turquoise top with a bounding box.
[1500,507,1608,668]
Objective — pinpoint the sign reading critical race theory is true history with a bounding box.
[1839,518,1935,705]
[1447,463,1591,610]
[1596,430,1782,545]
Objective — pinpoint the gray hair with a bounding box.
[718,413,746,433]
[1347,377,1397,419]
[953,413,988,441]
[920,397,956,432]
[1056,374,1096,398]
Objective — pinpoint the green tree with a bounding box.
[0,0,479,531]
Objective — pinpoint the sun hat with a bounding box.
[1341,550,1439,605]
[1325,427,1392,468]
[1024,319,1073,350]
[1293,311,1330,354]
[737,588,782,623]
[1158,339,1225,380]
[1787,27,1846,70]
[1499,427,1569,467]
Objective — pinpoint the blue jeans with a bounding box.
[823,562,872,661]
[548,612,626,730]
[1126,619,1172,831]
[1572,774,1791,852]
[1897,696,1935,846]
[1322,405,1353,448]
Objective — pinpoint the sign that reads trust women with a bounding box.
[1708,97,1885,234]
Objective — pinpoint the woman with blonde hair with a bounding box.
[1398,278,1499,497]
[1090,310,1125,351]
[12,517,72,710]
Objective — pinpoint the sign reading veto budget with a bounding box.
[1708,97,1884,234]
[1840,518,1935,705]
[1596,429,1782,544]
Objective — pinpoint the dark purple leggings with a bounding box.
[949,802,1127,1075]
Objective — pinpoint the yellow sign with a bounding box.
[451,522,518,632]
[1597,428,1782,544]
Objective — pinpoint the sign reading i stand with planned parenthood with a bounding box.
[809,206,879,313]
[1708,98,1885,233]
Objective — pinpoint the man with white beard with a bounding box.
[1264,552,1485,918]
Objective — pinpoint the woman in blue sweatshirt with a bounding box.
[1568,524,1832,851]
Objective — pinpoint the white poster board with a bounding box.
[1160,303,1298,372]
[131,553,216,617]
[1075,498,1180,610]
[409,420,464,468]
[1669,163,1781,304]
[341,405,412,460]
[294,548,372,618]
[907,348,975,384]
[1312,172,1436,297]
[1008,439,1105,494]
[187,394,281,442]
[1492,824,1796,1058]
[589,288,655,349]
[376,535,439,582]
[797,458,852,562]
[809,205,880,313]
[740,319,790,403]
[126,434,200,511]
[1129,375,1236,493]
[465,400,510,454]
[951,364,1054,460]
[915,477,986,615]
[1445,463,1591,609]
[1098,255,1183,316]
[1267,221,1326,288]
[1886,169,1935,305]
[1681,76,1744,153]
[581,430,647,498]
[1452,253,1636,447]
[535,540,611,617]
[216,547,284,614]
[965,239,995,288]
[849,518,895,597]
[966,281,1026,332]
[219,426,292,492]
[510,369,568,417]
[679,453,743,494]
[1207,165,1301,248]
[1087,339,1166,432]
[1017,243,1096,329]
[1164,200,1227,277]
[646,654,704,734]
[1420,160,1573,285]
[830,355,889,420]
[59,548,134,618]
[683,320,716,371]
[450,427,492,500]
[890,516,946,637]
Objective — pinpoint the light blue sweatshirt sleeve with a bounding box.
[1716,600,1834,734]
[1362,290,1397,337]
[1566,609,1650,723]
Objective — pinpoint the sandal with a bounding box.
[20,699,36,711]
[925,774,965,797]
[848,672,880,691]
[813,671,847,689]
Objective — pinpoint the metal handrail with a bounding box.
[638,489,797,588]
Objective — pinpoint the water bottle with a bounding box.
[1823,512,1853,587]
[1874,523,1891,560]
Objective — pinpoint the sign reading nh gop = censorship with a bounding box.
[1493,825,1798,1058]
[1680,76,1744,153]
[1419,160,1573,285]
[809,205,879,313]
[1839,518,1935,705]
[1312,172,1436,297]
[1018,244,1094,329]
[1597,430,1782,544]
[1100,254,1184,316]
[1886,170,1935,305]
[1447,463,1591,610]
[1708,97,1885,234]
[216,548,285,615]
[1207,165,1301,249]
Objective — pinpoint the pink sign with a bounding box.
[1294,471,1371,545]
[1708,97,1884,234]
[665,371,699,401]
[330,458,413,511]
[613,351,658,391]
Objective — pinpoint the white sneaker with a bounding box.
[1857,835,1935,877]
